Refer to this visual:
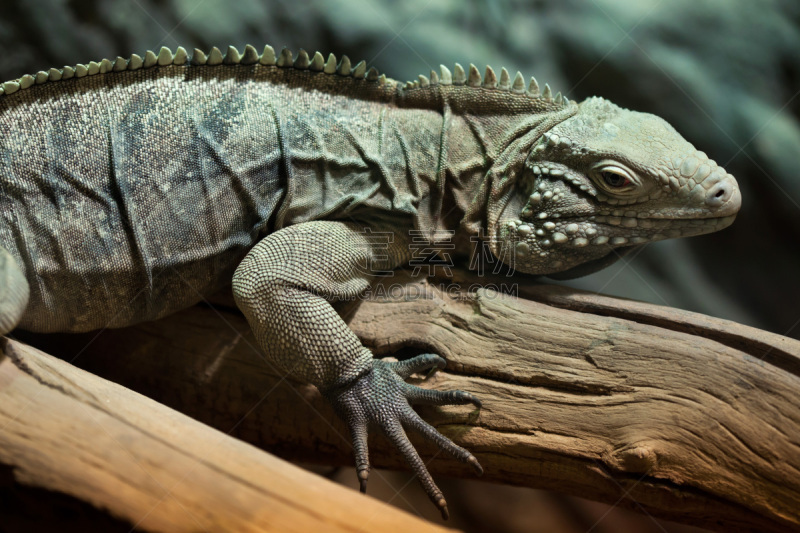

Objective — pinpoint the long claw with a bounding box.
[358,469,368,493]
[467,455,483,476]
[382,418,452,514]
[438,500,449,520]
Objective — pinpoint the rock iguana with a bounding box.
[0,44,741,518]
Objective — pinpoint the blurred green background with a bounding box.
[1,1,797,531]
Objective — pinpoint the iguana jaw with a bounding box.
[544,210,734,281]
[493,205,737,276]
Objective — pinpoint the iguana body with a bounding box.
[0,44,741,518]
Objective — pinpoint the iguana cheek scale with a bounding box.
[0,44,741,519]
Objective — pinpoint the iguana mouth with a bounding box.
[507,212,738,252]
[543,204,739,280]
[588,212,737,239]
[497,209,737,277]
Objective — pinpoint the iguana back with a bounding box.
[0,47,429,331]
[0,45,581,332]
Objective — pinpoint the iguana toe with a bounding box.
[324,355,482,518]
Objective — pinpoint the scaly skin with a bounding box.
[0,44,741,519]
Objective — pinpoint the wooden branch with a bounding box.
[0,338,450,533]
[13,271,800,532]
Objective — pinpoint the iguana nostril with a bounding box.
[706,179,733,207]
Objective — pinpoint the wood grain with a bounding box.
[0,337,450,533]
[10,271,800,532]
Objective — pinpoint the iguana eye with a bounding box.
[592,162,638,193]
[601,171,630,188]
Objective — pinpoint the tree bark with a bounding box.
[10,271,800,532]
[0,337,450,533]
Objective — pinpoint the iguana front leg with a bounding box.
[232,221,482,518]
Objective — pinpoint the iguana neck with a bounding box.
[396,85,578,246]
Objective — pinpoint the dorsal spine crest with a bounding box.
[0,44,386,98]
[0,43,570,110]
[399,62,571,109]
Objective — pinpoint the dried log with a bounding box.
[0,338,450,533]
[12,271,800,532]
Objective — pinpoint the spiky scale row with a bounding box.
[223,45,241,65]
[0,44,384,99]
[400,62,570,106]
[467,64,481,87]
[191,48,207,66]
[453,64,466,84]
[512,71,525,93]
[338,56,351,76]
[498,68,510,90]
[276,48,292,67]
[143,50,157,68]
[353,60,367,79]
[0,43,569,105]
[440,65,452,84]
[3,81,19,95]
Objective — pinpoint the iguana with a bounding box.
[0,44,741,519]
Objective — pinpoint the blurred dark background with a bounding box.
[1,1,798,531]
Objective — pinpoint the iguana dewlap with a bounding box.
[0,44,740,519]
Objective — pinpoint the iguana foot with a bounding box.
[323,353,482,520]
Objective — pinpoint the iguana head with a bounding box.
[490,96,741,277]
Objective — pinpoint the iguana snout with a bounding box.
[489,96,741,276]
